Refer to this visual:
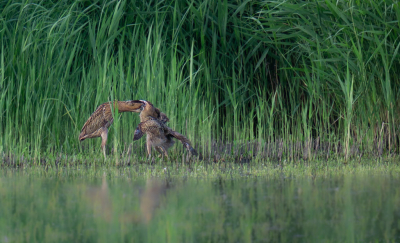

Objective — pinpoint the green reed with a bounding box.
[1,0,400,162]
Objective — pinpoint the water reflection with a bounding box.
[0,171,399,242]
[140,179,168,224]
[85,173,113,222]
[85,174,169,225]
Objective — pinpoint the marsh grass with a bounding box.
[2,155,400,181]
[1,0,400,163]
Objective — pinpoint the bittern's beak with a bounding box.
[129,100,145,112]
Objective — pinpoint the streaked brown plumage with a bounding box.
[138,100,168,123]
[79,100,144,158]
[134,100,198,158]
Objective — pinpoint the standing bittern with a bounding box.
[79,100,144,158]
[134,100,198,158]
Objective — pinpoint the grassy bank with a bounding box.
[1,0,400,162]
[2,155,400,179]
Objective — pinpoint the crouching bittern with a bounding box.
[133,100,198,158]
[79,100,143,158]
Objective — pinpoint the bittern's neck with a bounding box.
[140,108,157,122]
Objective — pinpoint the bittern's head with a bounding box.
[139,100,161,120]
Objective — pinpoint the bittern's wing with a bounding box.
[166,129,198,156]
[79,103,113,139]
[133,127,145,140]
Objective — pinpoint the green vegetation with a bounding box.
[3,1,400,240]
[1,0,400,162]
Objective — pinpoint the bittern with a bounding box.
[134,100,198,158]
[79,100,144,158]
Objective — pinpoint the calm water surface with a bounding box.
[0,168,399,242]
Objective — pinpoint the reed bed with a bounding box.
[1,0,400,163]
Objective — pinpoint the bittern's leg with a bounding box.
[161,146,169,158]
[101,127,108,159]
[146,136,152,159]
[155,146,164,158]
[155,146,169,159]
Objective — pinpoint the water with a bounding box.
[0,168,399,242]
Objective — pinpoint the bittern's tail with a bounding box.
[78,132,86,141]
[169,130,198,156]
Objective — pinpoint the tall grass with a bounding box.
[1,0,400,162]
